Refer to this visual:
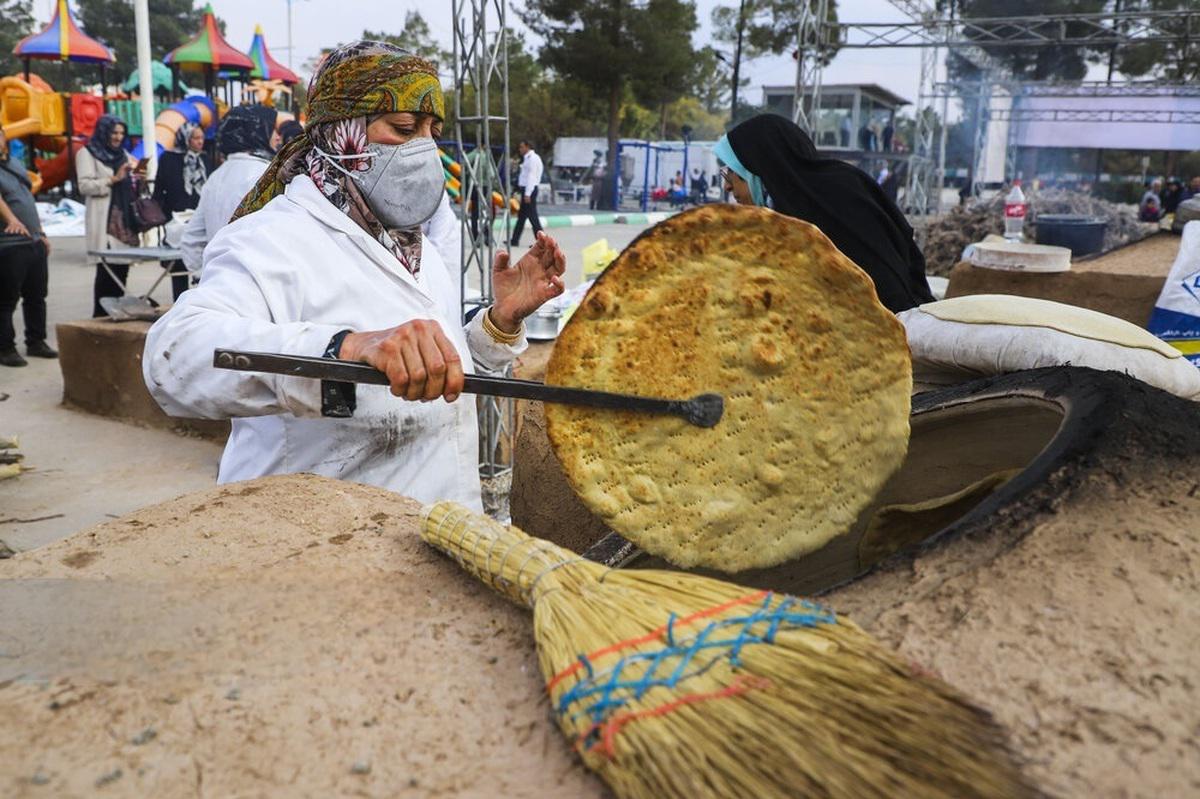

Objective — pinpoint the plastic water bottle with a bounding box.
[1003,180,1028,242]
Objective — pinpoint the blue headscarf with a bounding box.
[714,134,766,207]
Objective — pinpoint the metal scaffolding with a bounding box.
[791,4,1200,223]
[790,0,829,136]
[452,0,514,518]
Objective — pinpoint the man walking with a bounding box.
[510,139,544,247]
[0,130,56,367]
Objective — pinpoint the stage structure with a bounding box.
[790,4,1200,223]
[452,0,513,518]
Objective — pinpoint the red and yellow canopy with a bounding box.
[13,0,115,64]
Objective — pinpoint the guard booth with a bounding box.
[762,83,910,153]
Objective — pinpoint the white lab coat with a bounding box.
[144,174,526,511]
[180,152,272,272]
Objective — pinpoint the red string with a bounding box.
[576,674,774,759]
[546,589,771,694]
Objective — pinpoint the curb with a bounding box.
[491,210,677,231]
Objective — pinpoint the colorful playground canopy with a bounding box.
[164,3,253,72]
[13,0,115,65]
[248,25,300,86]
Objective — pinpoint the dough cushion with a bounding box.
[544,204,913,571]
[921,295,1181,358]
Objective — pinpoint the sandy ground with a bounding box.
[0,226,646,555]
[1076,232,1181,276]
[0,474,610,798]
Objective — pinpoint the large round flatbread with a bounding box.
[545,204,913,571]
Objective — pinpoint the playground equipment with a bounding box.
[0,75,70,193]
[247,25,300,87]
[440,147,519,211]
[13,0,116,92]
[164,4,254,102]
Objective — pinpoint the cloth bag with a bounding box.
[1147,221,1200,366]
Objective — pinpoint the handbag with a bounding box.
[130,194,168,232]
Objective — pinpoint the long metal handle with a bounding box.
[212,349,723,427]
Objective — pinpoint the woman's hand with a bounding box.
[339,319,465,402]
[112,162,130,183]
[491,231,566,332]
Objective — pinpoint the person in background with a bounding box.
[882,120,894,152]
[715,113,933,314]
[0,129,55,366]
[278,119,304,147]
[689,166,706,204]
[1182,176,1200,202]
[588,151,606,210]
[510,139,543,247]
[839,115,852,148]
[180,105,278,278]
[1162,179,1184,214]
[76,115,144,317]
[152,123,212,300]
[1140,178,1164,222]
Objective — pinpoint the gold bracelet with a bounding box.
[483,307,524,345]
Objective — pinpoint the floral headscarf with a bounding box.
[233,41,445,275]
[175,123,208,199]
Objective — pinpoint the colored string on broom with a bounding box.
[550,591,838,757]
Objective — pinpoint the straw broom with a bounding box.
[422,502,1040,799]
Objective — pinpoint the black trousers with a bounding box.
[0,241,48,350]
[93,262,129,318]
[510,186,543,246]
[163,259,190,301]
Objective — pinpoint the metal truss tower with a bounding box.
[452,0,513,518]
[791,0,829,136]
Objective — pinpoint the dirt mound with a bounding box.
[512,367,1200,798]
[924,189,1160,277]
[0,474,607,798]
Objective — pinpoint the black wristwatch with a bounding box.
[320,329,356,418]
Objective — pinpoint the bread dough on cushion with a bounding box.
[902,295,1200,400]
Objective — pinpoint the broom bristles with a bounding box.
[421,502,1040,799]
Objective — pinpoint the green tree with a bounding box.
[521,0,699,209]
[363,11,450,70]
[944,0,1109,81]
[711,0,839,121]
[690,45,734,117]
[76,0,207,82]
[1113,0,1200,82]
[630,0,699,139]
[0,0,36,77]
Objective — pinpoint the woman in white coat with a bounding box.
[179,105,279,276]
[143,41,565,511]
[75,115,143,316]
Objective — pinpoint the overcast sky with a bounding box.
[38,1,930,105]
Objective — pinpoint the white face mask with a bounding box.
[315,137,445,229]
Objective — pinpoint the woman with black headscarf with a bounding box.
[76,114,145,316]
[153,123,213,300]
[179,105,279,278]
[714,114,933,313]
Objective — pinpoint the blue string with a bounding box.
[555,592,836,746]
